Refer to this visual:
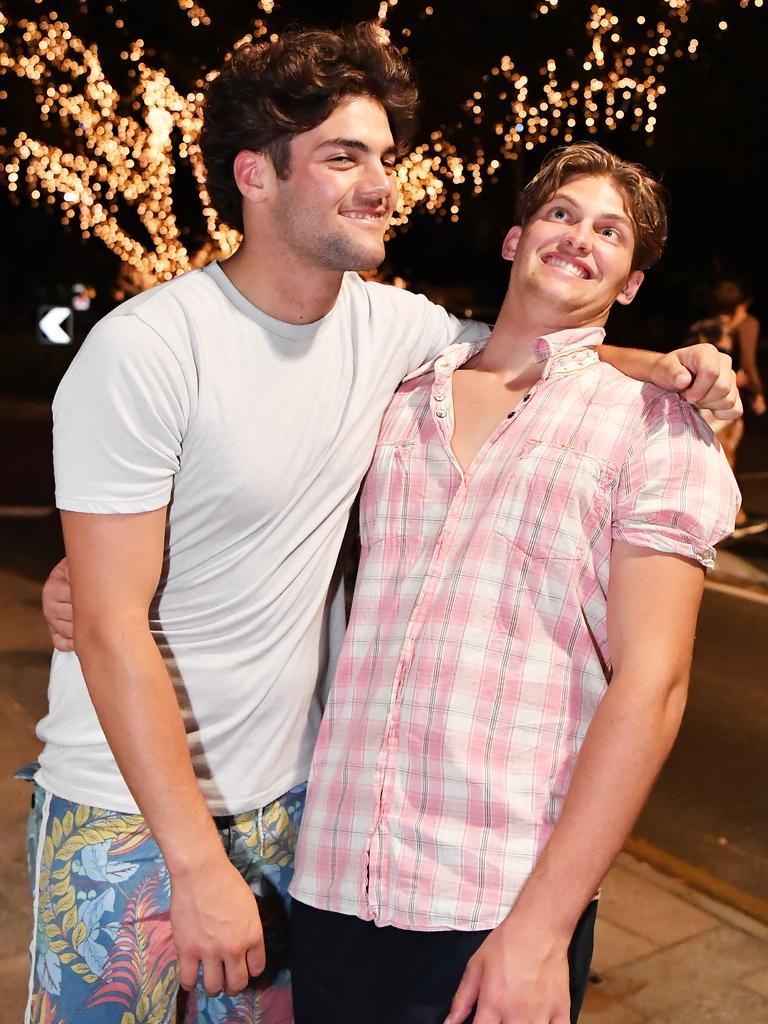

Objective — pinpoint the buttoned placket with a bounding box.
[363,352,545,917]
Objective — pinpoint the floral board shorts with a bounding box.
[21,777,306,1024]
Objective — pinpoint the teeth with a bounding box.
[544,256,588,279]
[342,212,382,221]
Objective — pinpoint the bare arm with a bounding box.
[62,509,265,996]
[600,342,741,420]
[446,543,704,1024]
[736,317,765,414]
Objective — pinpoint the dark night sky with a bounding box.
[1,0,765,359]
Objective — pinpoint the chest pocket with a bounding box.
[495,439,609,561]
[359,438,419,548]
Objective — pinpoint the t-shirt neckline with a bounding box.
[203,261,343,341]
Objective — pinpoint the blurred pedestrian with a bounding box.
[689,279,766,537]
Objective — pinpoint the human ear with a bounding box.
[501,225,523,262]
[616,268,645,306]
[233,150,275,205]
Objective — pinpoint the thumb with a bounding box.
[657,353,692,391]
[444,964,481,1024]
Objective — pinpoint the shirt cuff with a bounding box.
[612,523,717,570]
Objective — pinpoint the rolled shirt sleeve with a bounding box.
[53,314,192,514]
[612,396,741,570]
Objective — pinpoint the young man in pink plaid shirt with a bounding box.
[289,144,740,1024]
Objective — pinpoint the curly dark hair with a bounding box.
[200,22,419,232]
[515,143,669,270]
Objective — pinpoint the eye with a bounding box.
[549,206,568,221]
[328,154,354,165]
[600,226,619,239]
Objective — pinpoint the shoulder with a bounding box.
[105,266,222,336]
[591,362,703,430]
[358,277,432,310]
[75,268,219,367]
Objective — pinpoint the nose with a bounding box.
[360,160,395,204]
[561,219,592,255]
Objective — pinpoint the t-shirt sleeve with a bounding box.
[409,297,489,369]
[612,397,741,570]
[365,281,489,373]
[53,313,192,514]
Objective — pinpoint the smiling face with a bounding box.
[503,173,645,327]
[265,94,398,273]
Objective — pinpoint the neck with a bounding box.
[479,283,605,378]
[477,290,555,378]
[221,237,345,325]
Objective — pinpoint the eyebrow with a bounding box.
[549,192,634,231]
[316,137,398,158]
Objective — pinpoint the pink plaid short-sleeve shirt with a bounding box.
[290,327,739,931]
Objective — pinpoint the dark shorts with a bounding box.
[291,897,597,1024]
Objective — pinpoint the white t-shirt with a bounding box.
[36,263,487,814]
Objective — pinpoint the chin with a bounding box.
[315,233,386,273]
[354,249,386,271]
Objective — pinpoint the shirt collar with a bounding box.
[428,325,605,384]
[535,326,605,380]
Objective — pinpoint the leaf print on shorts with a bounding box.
[84,865,177,1023]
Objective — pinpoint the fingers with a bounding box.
[223,956,249,996]
[42,561,75,646]
[445,962,481,1024]
[47,603,74,630]
[246,942,266,978]
[201,957,225,997]
[688,368,737,407]
[178,953,200,992]
[50,631,75,653]
[179,946,263,999]
[688,377,743,420]
[709,388,744,422]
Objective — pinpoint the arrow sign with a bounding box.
[37,306,73,346]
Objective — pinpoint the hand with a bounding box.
[653,344,742,421]
[752,393,766,416]
[42,558,74,652]
[171,854,265,996]
[444,916,571,1024]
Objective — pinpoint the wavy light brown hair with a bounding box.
[200,22,418,232]
[515,143,669,270]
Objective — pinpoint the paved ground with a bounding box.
[582,853,768,1024]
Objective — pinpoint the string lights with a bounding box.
[0,2,762,280]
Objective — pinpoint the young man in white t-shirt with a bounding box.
[33,23,739,1024]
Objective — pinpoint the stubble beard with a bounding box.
[271,196,386,273]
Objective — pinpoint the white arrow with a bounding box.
[40,307,71,345]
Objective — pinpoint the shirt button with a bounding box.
[435,410,447,419]
[434,390,445,401]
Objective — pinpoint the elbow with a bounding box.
[71,610,148,663]
[654,670,690,744]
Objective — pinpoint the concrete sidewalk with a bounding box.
[582,853,768,1023]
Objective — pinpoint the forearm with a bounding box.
[741,357,763,396]
[75,621,223,876]
[738,321,763,395]
[598,344,658,380]
[507,671,687,936]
